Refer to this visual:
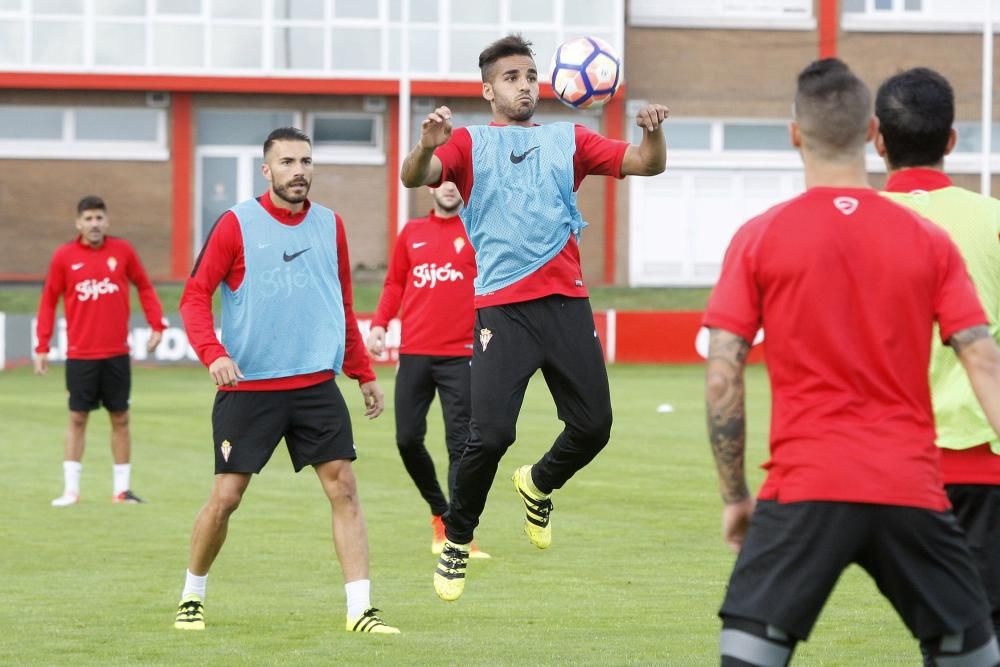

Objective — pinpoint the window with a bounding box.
[94,22,146,67]
[511,0,553,22]
[629,0,814,30]
[0,20,24,65]
[34,0,82,14]
[723,123,793,151]
[31,20,84,65]
[629,115,794,156]
[0,106,167,160]
[75,108,160,141]
[274,0,322,20]
[308,113,384,164]
[334,0,379,19]
[210,24,262,69]
[273,26,324,70]
[94,0,145,16]
[212,0,260,19]
[452,0,499,23]
[329,27,381,71]
[843,0,999,32]
[388,0,437,22]
[388,26,440,73]
[0,107,63,139]
[155,0,200,15]
[153,23,203,67]
[953,121,1000,154]
[0,0,625,79]
[197,110,297,146]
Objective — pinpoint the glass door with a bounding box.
[195,147,269,249]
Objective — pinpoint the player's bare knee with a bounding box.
[109,410,129,429]
[720,616,796,667]
[321,462,360,505]
[922,619,1000,667]
[69,411,88,429]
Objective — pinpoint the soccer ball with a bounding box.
[549,36,622,110]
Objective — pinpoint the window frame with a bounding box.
[307,111,385,165]
[628,0,816,31]
[0,104,168,160]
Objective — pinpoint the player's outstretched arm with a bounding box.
[953,325,1000,435]
[705,327,755,552]
[400,106,451,187]
[621,103,669,177]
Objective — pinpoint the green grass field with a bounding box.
[1,364,918,665]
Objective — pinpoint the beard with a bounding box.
[497,96,536,122]
[434,196,462,215]
[273,179,311,204]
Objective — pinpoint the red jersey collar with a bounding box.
[258,192,312,225]
[884,167,953,193]
[427,210,461,224]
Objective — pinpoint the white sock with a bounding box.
[113,463,131,495]
[345,579,371,619]
[182,570,207,599]
[63,461,82,496]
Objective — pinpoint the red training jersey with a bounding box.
[703,186,987,510]
[434,123,628,308]
[372,211,476,356]
[36,235,166,359]
[180,194,375,391]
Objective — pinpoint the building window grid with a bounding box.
[844,0,925,13]
[9,0,623,76]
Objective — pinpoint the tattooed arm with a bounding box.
[706,327,756,552]
[951,324,1000,437]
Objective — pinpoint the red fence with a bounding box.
[359,310,766,365]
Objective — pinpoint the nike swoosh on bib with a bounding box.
[283,247,312,262]
[510,146,540,164]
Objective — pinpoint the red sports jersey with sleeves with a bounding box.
[703,187,988,510]
[180,194,375,391]
[371,211,476,356]
[35,236,166,359]
[434,123,628,308]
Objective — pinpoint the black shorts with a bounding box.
[946,484,1000,619]
[720,500,990,641]
[65,354,131,412]
[211,379,356,474]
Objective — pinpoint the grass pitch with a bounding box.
[2,364,917,665]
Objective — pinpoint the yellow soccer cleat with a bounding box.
[433,540,470,601]
[512,465,553,549]
[346,607,400,634]
[174,594,205,630]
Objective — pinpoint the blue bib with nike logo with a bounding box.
[221,198,346,379]
[464,122,586,294]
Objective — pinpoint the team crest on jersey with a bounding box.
[833,197,858,216]
[453,237,465,254]
[479,328,493,351]
[220,439,232,462]
[107,256,118,271]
